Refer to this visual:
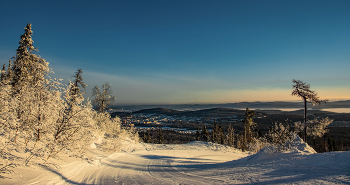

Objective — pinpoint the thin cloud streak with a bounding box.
[53,69,349,105]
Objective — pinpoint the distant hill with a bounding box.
[111,100,350,113]
[133,108,182,116]
[133,107,266,117]
[178,107,247,117]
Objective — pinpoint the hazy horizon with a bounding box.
[109,99,350,114]
[112,98,350,106]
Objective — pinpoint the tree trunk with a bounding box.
[303,98,307,142]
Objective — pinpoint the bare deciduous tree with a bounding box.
[92,83,116,113]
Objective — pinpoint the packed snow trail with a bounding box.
[3,141,350,185]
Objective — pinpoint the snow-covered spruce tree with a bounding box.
[157,129,164,144]
[226,124,235,147]
[196,127,200,141]
[211,120,218,143]
[70,69,86,100]
[201,125,209,142]
[291,79,328,142]
[11,24,51,93]
[146,132,152,143]
[242,108,256,151]
[218,124,225,144]
[92,82,116,113]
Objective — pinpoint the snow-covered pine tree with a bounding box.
[196,127,200,141]
[201,125,209,142]
[157,129,163,144]
[11,23,51,93]
[212,120,218,143]
[218,124,225,144]
[71,69,86,100]
[242,108,256,149]
[146,132,152,143]
[226,124,235,147]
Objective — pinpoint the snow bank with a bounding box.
[289,134,316,154]
[246,135,316,161]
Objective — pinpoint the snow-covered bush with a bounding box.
[93,112,139,152]
[247,137,269,153]
[306,117,332,138]
[257,133,316,155]
[247,123,294,153]
[49,82,96,159]
[294,117,332,138]
[266,123,293,148]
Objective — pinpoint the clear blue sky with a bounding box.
[1,0,350,104]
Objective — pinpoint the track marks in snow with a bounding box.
[8,142,350,184]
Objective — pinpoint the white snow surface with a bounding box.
[3,138,350,185]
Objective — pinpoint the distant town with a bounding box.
[111,107,350,135]
[119,112,243,133]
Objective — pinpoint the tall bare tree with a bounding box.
[92,82,116,112]
[291,79,328,142]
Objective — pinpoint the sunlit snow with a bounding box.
[3,137,350,185]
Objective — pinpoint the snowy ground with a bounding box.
[3,139,350,185]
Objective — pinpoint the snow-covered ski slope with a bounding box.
[4,139,350,185]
